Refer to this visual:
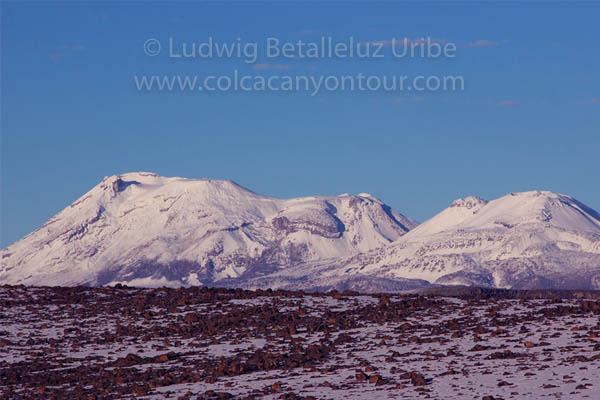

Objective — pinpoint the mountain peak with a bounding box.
[506,190,563,199]
[101,172,243,187]
[450,196,488,209]
[0,174,416,287]
[343,190,600,290]
[356,193,383,203]
[481,190,600,232]
[2,177,599,290]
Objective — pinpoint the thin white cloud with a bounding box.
[498,100,520,107]
[467,40,508,48]
[49,44,87,63]
[392,97,407,104]
[253,63,292,71]
[60,44,87,52]
[388,96,426,105]
[297,30,331,37]
[367,37,444,47]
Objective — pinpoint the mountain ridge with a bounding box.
[332,190,600,290]
[2,173,599,291]
[0,172,417,288]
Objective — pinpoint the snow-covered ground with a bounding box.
[1,285,599,399]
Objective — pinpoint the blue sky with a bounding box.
[1,2,599,247]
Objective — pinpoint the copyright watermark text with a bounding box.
[134,72,465,96]
[136,35,464,96]
[143,36,457,63]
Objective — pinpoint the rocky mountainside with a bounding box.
[2,174,600,291]
[315,191,600,290]
[0,172,417,287]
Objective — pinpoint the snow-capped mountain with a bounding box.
[0,172,417,287]
[326,191,600,290]
[3,174,600,291]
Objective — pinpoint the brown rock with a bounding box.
[356,371,369,382]
[399,371,427,386]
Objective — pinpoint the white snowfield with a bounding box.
[1,173,599,290]
[332,190,600,290]
[0,172,416,287]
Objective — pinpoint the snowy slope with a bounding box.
[3,178,600,290]
[332,191,600,289]
[0,172,417,287]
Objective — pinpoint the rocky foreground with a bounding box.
[1,286,600,399]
